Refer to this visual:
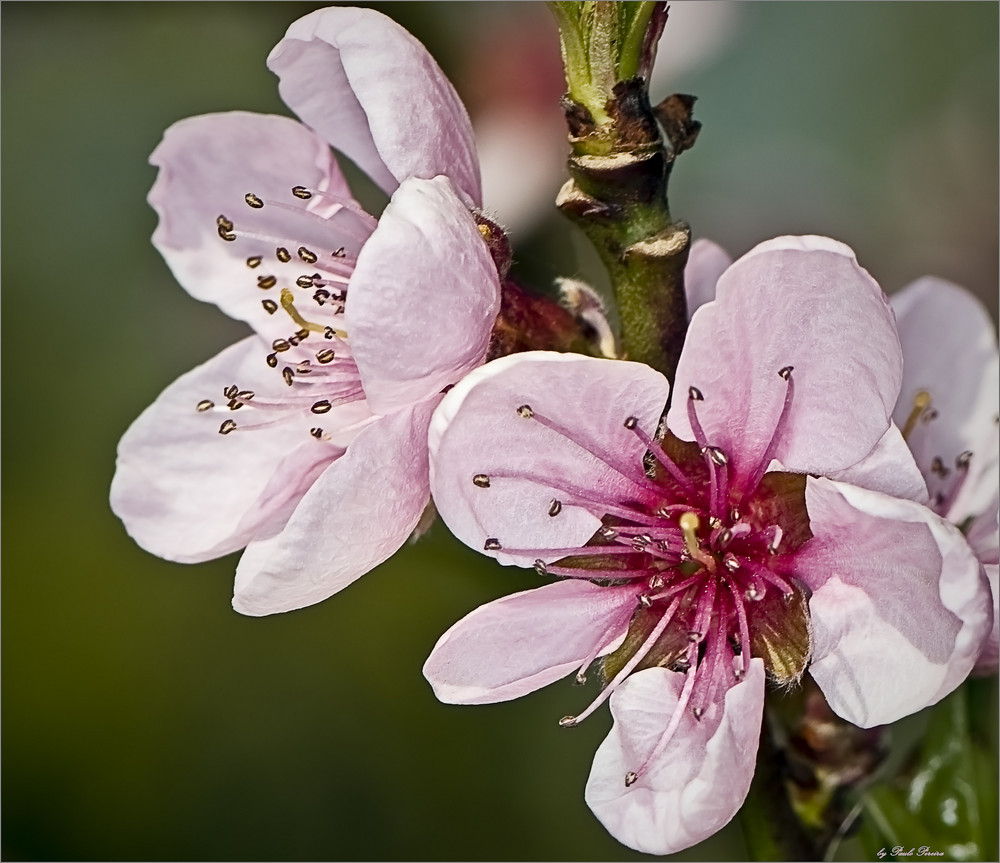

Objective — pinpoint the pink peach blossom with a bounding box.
[111,7,500,616]
[423,236,992,855]
[890,277,999,672]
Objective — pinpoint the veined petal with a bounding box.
[347,176,500,415]
[892,277,999,525]
[825,422,928,503]
[798,478,992,727]
[685,238,731,318]
[232,399,435,616]
[669,236,902,484]
[268,6,481,207]
[110,337,354,562]
[428,352,671,568]
[422,580,638,705]
[585,660,764,856]
[149,111,357,337]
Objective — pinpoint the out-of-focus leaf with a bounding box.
[857,681,999,861]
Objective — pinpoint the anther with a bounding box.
[692,707,704,720]
[778,365,794,380]
[687,631,704,643]
[599,526,618,540]
[298,247,318,264]
[237,390,254,402]
[707,446,728,466]
[548,499,562,517]
[516,404,534,419]
[310,427,325,439]
[219,419,237,435]
[316,349,336,364]
[333,247,346,257]
[623,416,638,430]
[534,559,548,576]
[223,384,238,399]
[217,221,236,242]
[724,553,740,572]
[282,368,294,386]
[311,400,332,414]
[484,538,502,551]
[624,772,638,787]
[246,256,262,269]
[931,457,949,477]
[257,275,277,290]
[956,451,973,470]
[558,716,578,728]
[296,361,312,374]
[272,338,291,353]
[718,527,733,547]
[638,594,653,608]
[472,474,491,488]
[574,671,588,685]
[688,386,704,401]
[261,299,278,314]
[648,574,665,591]
[196,400,214,412]
[291,185,312,200]
[709,516,723,529]
[296,276,315,288]
[266,354,278,368]
[276,247,291,263]
[245,193,264,209]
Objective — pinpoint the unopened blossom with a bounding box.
[890,277,1000,672]
[111,7,501,615]
[423,237,992,855]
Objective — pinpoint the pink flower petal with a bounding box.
[798,478,992,727]
[347,176,500,415]
[585,660,764,855]
[422,580,638,704]
[975,562,999,675]
[110,337,355,563]
[669,236,902,484]
[685,238,731,318]
[825,423,928,503]
[891,276,1000,525]
[232,399,436,616]
[268,6,481,207]
[428,352,671,567]
[149,111,357,337]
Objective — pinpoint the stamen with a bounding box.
[561,596,682,728]
[902,390,932,441]
[626,420,696,493]
[626,641,699,786]
[686,388,710,449]
[740,366,796,496]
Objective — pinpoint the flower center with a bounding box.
[470,367,813,787]
[193,185,379,443]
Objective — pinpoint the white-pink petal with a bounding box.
[428,352,671,568]
[891,276,999,526]
[669,236,902,485]
[824,423,928,503]
[798,478,992,727]
[110,337,353,563]
[232,399,436,616]
[422,579,638,705]
[684,238,731,318]
[149,111,355,338]
[347,176,500,416]
[268,6,481,207]
[585,660,764,856]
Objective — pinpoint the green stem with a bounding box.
[740,716,821,861]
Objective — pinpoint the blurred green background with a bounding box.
[2,2,997,861]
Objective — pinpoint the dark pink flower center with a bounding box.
[473,368,812,786]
